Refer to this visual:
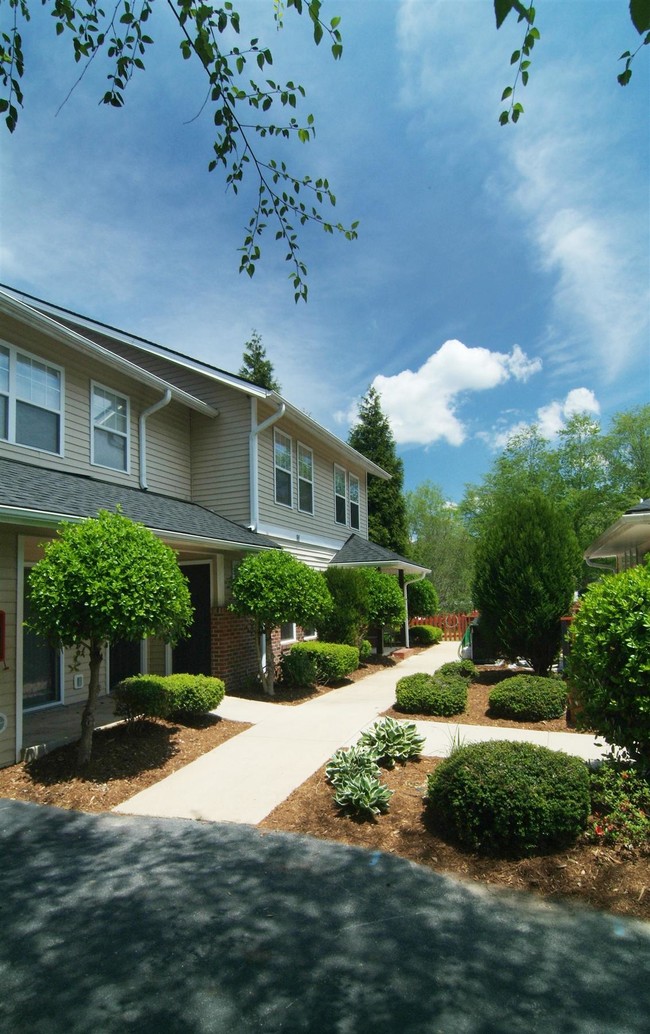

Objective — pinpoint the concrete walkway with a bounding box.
[114,643,609,825]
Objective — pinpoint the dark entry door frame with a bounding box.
[171,561,213,676]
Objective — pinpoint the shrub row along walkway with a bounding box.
[114,642,609,825]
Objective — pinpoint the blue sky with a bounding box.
[2,0,648,503]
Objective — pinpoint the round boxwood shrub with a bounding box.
[289,641,359,683]
[488,674,567,722]
[427,740,590,856]
[395,672,467,716]
[436,659,478,681]
[164,674,225,716]
[409,624,442,646]
[113,675,170,722]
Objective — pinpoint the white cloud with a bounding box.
[360,339,542,447]
[481,387,601,450]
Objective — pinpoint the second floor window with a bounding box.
[349,473,360,530]
[274,430,292,507]
[0,342,63,454]
[334,465,347,525]
[297,443,314,514]
[92,384,129,471]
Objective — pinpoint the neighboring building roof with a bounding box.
[0,458,277,552]
[0,285,390,480]
[329,534,430,576]
[584,499,650,564]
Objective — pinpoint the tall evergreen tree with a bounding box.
[348,387,408,555]
[238,331,281,391]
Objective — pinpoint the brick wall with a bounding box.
[210,607,259,692]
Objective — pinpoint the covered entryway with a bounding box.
[172,563,212,676]
[109,639,142,690]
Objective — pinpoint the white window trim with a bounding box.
[280,622,297,644]
[334,463,347,526]
[0,339,64,456]
[90,380,131,473]
[297,441,314,516]
[274,429,293,508]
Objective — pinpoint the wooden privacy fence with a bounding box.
[410,612,478,642]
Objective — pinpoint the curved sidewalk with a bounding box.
[114,642,608,825]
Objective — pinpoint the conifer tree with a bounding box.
[238,332,281,392]
[348,387,409,555]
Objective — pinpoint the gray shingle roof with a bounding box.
[0,458,276,550]
[330,534,429,574]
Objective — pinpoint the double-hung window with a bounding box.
[334,465,347,525]
[91,383,129,472]
[349,473,360,530]
[0,342,63,454]
[297,443,314,514]
[274,430,293,507]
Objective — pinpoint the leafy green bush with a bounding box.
[568,561,650,768]
[280,648,319,688]
[359,639,373,663]
[289,641,359,683]
[395,672,468,716]
[326,745,381,786]
[165,674,225,716]
[319,567,371,646]
[357,716,425,767]
[488,674,567,722]
[436,659,478,680]
[427,740,590,856]
[333,773,393,817]
[409,624,441,646]
[407,579,439,617]
[587,761,650,849]
[113,675,170,722]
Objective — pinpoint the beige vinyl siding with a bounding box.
[147,637,167,677]
[0,530,17,767]
[0,313,192,499]
[190,397,251,524]
[257,410,369,541]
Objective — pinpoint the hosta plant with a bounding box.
[357,716,425,768]
[333,772,394,818]
[325,746,381,787]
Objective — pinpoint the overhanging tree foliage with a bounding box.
[472,491,581,675]
[229,549,332,695]
[348,387,408,556]
[238,330,281,391]
[26,509,193,765]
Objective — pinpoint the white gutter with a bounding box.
[139,389,172,489]
[249,397,286,531]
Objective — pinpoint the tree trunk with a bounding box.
[77,639,103,767]
[261,622,275,696]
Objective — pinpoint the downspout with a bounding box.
[139,389,172,489]
[404,570,427,649]
[249,396,286,531]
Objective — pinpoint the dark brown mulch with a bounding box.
[227,655,399,705]
[0,714,249,812]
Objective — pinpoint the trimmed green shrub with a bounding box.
[407,578,439,617]
[357,716,425,767]
[113,675,170,722]
[164,674,225,716]
[488,674,567,722]
[436,659,478,680]
[568,561,650,768]
[359,639,373,663]
[427,740,590,856]
[289,641,359,683]
[587,761,650,848]
[280,648,319,688]
[409,624,442,646]
[395,672,468,716]
[319,567,370,646]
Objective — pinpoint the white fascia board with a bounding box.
[0,290,218,418]
[584,512,650,559]
[331,558,431,576]
[256,521,349,553]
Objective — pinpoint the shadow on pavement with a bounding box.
[0,799,648,1033]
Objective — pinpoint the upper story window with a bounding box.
[91,383,129,472]
[297,443,314,515]
[0,342,63,455]
[349,473,360,530]
[334,464,347,525]
[274,429,293,507]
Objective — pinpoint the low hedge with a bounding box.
[113,673,225,721]
[409,625,443,646]
[427,740,590,856]
[488,674,567,722]
[395,671,468,716]
[436,659,478,681]
[287,641,359,684]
